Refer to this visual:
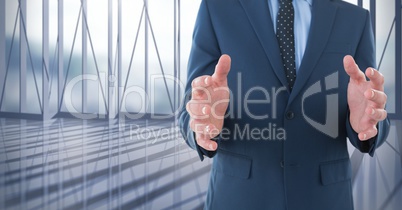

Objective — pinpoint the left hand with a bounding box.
[344,55,387,141]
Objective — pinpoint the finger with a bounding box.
[191,76,213,100]
[191,84,214,101]
[186,102,210,119]
[343,55,366,83]
[365,107,388,121]
[195,133,218,151]
[191,75,213,89]
[189,119,220,137]
[212,54,231,84]
[365,67,385,91]
[358,126,378,141]
[364,89,387,108]
[191,87,207,100]
[189,119,207,133]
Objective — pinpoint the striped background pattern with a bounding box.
[0,118,211,210]
[0,118,401,210]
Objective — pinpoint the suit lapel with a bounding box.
[239,0,338,98]
[238,0,288,89]
[288,0,338,103]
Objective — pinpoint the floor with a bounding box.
[0,118,401,210]
[0,118,211,210]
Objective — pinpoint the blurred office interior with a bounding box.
[0,0,401,209]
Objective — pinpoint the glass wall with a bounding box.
[1,0,201,119]
[0,1,401,210]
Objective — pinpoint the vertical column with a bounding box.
[174,0,177,112]
[115,1,122,205]
[173,0,181,206]
[396,0,402,118]
[43,0,49,120]
[144,0,149,114]
[58,0,64,113]
[20,0,27,113]
[177,0,181,111]
[370,0,376,39]
[144,1,149,206]
[118,0,122,118]
[42,0,51,202]
[108,0,114,119]
[82,0,87,114]
[0,0,5,106]
[81,2,88,205]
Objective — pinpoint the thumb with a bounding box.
[343,55,365,83]
[212,54,231,84]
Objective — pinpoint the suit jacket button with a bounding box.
[286,111,295,120]
[280,160,284,168]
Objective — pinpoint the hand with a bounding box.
[343,55,387,141]
[186,55,231,151]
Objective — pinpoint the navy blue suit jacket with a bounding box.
[179,0,390,209]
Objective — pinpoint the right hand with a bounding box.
[186,54,231,151]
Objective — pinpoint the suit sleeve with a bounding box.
[178,0,221,161]
[346,10,390,156]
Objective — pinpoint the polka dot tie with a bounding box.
[276,0,296,91]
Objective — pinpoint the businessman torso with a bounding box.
[182,0,384,209]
